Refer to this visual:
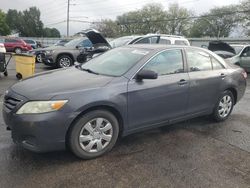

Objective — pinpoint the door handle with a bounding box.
[178,79,188,85]
[220,73,226,78]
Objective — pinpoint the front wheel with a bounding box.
[56,55,73,68]
[68,110,119,159]
[212,90,234,122]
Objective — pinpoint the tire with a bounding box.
[36,53,43,63]
[16,73,22,80]
[56,55,73,68]
[4,71,8,76]
[14,48,22,54]
[68,110,119,159]
[212,90,234,122]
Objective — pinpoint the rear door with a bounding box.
[185,48,227,114]
[239,47,250,72]
[127,49,189,129]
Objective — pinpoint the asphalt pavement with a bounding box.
[0,57,249,188]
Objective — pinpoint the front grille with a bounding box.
[4,96,22,111]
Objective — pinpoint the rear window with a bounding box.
[174,40,189,45]
[159,38,171,45]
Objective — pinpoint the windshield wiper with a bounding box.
[81,68,99,75]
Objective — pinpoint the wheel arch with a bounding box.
[225,87,237,105]
[65,105,124,146]
[56,53,75,62]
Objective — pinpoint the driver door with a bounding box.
[127,49,189,130]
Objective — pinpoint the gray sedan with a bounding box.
[2,45,247,159]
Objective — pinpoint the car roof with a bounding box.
[230,44,249,47]
[126,44,190,51]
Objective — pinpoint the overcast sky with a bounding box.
[1,0,240,36]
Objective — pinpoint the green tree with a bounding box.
[165,3,193,36]
[43,27,61,37]
[6,7,60,37]
[189,5,241,37]
[117,3,167,35]
[93,19,120,37]
[240,0,250,35]
[0,10,10,35]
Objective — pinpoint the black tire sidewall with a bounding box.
[213,90,234,122]
[68,110,119,159]
[57,55,73,68]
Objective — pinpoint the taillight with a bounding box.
[242,71,247,79]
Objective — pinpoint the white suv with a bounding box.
[132,34,190,46]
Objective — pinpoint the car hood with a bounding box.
[77,29,111,48]
[208,41,236,55]
[11,67,114,100]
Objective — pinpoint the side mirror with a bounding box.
[136,69,158,80]
[241,53,247,57]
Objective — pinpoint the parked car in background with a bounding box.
[111,34,190,48]
[54,39,72,46]
[39,29,111,68]
[0,39,6,53]
[23,39,38,49]
[2,38,32,53]
[208,41,250,72]
[3,45,247,159]
[110,35,143,48]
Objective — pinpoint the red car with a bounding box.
[3,38,32,53]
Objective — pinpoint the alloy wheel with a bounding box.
[59,57,71,68]
[36,54,42,63]
[79,118,113,153]
[218,95,232,118]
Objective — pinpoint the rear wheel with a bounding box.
[68,110,119,159]
[36,53,43,63]
[212,90,234,122]
[56,55,73,68]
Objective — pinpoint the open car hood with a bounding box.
[208,41,236,54]
[77,29,111,48]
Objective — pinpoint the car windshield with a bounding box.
[110,37,134,48]
[24,40,35,44]
[64,38,84,47]
[232,45,244,55]
[81,47,150,76]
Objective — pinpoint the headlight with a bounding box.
[16,100,68,114]
[45,50,54,55]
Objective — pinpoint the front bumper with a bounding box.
[2,90,74,152]
[42,55,55,66]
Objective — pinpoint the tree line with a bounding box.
[0,7,60,37]
[93,0,250,38]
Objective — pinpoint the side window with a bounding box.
[186,49,212,71]
[211,57,225,70]
[5,39,11,43]
[175,40,188,45]
[135,37,150,44]
[143,49,184,75]
[149,37,158,44]
[6,39,18,43]
[242,47,250,57]
[159,38,171,45]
